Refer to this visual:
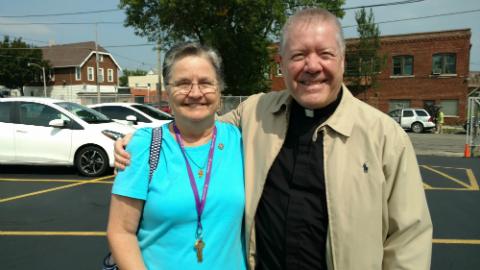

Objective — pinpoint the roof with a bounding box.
[40,41,120,69]
[346,28,471,45]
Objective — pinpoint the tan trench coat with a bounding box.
[221,85,432,270]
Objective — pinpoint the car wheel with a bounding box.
[75,146,109,177]
[411,122,424,133]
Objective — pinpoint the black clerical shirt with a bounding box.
[255,92,342,270]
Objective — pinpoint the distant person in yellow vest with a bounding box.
[437,110,445,134]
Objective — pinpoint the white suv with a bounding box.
[0,97,135,176]
[388,108,436,133]
[89,102,172,128]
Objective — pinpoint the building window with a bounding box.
[423,100,435,108]
[48,70,55,82]
[87,67,94,81]
[99,55,104,62]
[275,63,282,76]
[107,69,114,82]
[345,55,381,76]
[432,53,456,75]
[388,100,411,112]
[392,55,413,76]
[98,68,104,83]
[75,67,81,80]
[134,96,145,103]
[439,99,458,116]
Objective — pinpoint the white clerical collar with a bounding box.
[305,108,314,118]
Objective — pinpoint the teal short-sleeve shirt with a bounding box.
[113,121,246,270]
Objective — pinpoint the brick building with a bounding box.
[25,41,122,104]
[128,72,166,104]
[270,29,471,125]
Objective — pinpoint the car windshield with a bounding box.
[132,104,173,120]
[388,110,400,117]
[56,102,112,124]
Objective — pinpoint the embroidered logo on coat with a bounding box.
[363,163,368,173]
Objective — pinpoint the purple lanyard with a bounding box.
[173,123,217,240]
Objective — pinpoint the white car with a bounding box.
[0,97,135,177]
[388,108,436,133]
[89,102,173,128]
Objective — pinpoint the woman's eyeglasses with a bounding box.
[169,81,217,95]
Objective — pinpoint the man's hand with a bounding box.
[114,133,133,173]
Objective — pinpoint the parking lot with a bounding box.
[1,156,480,270]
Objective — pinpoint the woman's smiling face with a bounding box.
[167,55,220,123]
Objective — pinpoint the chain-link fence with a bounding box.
[219,96,249,115]
[65,93,248,115]
[75,94,134,105]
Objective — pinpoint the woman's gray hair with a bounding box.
[163,42,225,92]
[279,8,345,56]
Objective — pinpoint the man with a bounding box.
[114,8,432,270]
[437,109,444,134]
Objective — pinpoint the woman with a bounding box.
[107,43,246,270]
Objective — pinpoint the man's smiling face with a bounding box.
[281,20,345,109]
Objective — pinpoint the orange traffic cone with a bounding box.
[464,144,471,158]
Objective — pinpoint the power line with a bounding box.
[0,1,423,19]
[0,21,123,25]
[0,33,49,44]
[342,0,425,11]
[0,8,121,18]
[343,8,480,29]
[0,43,157,50]
[104,43,156,48]
[109,51,156,68]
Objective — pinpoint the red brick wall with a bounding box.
[358,30,470,125]
[269,29,471,124]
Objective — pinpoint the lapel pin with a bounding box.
[218,143,224,150]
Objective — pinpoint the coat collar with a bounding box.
[268,84,355,137]
[322,84,355,137]
[268,89,291,114]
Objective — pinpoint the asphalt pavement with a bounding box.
[1,132,479,270]
[408,132,468,157]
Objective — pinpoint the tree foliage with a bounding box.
[0,36,49,93]
[346,8,385,100]
[119,68,148,86]
[119,0,345,95]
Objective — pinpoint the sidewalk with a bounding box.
[408,132,466,157]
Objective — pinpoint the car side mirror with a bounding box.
[126,115,138,125]
[49,119,65,128]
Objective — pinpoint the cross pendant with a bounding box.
[194,239,205,262]
[198,169,204,178]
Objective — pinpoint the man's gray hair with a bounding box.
[279,8,345,56]
[163,42,225,92]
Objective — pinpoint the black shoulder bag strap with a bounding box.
[102,126,163,270]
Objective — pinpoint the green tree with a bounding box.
[119,0,345,96]
[119,68,148,86]
[0,36,49,95]
[346,8,385,105]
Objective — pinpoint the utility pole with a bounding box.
[95,23,100,104]
[28,62,47,97]
[156,39,162,107]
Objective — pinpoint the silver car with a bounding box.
[89,102,173,128]
[388,108,436,133]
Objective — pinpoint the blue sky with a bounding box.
[0,0,478,72]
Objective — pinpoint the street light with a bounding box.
[28,62,47,97]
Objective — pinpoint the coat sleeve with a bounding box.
[382,129,433,270]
